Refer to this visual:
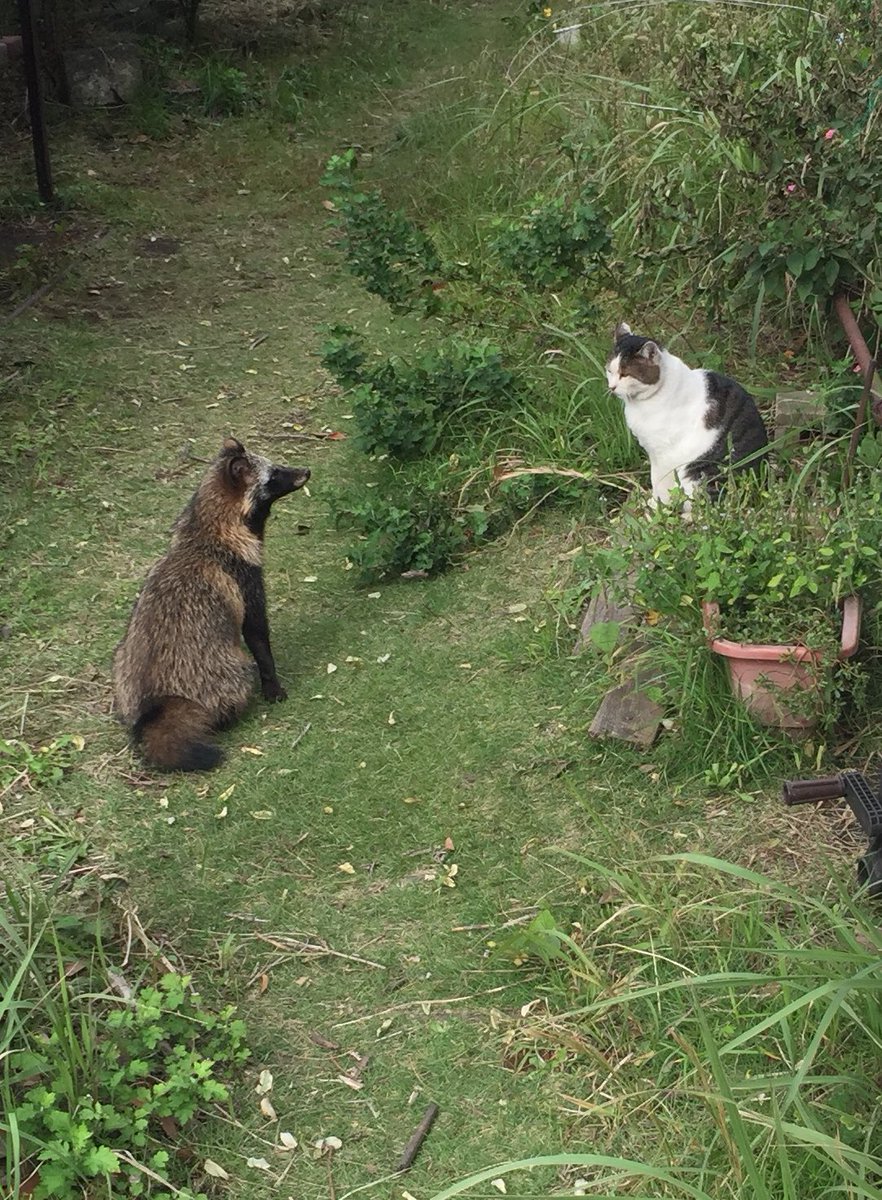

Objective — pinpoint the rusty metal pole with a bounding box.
[17,0,53,203]
[833,292,881,436]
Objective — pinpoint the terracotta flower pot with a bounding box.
[701,595,862,729]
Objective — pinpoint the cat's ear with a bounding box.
[639,340,660,364]
[613,321,632,342]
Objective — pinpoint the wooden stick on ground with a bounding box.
[395,1103,440,1172]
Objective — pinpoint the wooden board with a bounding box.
[573,574,636,655]
[588,669,664,748]
[774,390,827,439]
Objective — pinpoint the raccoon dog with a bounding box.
[113,437,310,771]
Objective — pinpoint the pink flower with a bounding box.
[853,362,863,373]
[824,128,837,140]
[785,182,797,194]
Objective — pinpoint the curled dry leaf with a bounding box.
[337,861,356,875]
[203,1159,230,1180]
[240,746,264,755]
[326,662,338,674]
[491,1180,507,1194]
[255,1069,274,1095]
[246,1157,271,1171]
[506,602,527,614]
[250,810,274,820]
[376,652,391,663]
[279,1132,298,1151]
[216,784,235,805]
[259,1096,277,1120]
[215,806,228,819]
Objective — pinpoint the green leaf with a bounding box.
[84,1145,120,1176]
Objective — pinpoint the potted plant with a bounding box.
[577,467,882,732]
[700,594,861,729]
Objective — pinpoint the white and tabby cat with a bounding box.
[606,321,768,504]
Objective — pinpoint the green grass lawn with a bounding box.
[2,3,881,1198]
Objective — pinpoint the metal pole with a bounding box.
[16,0,53,203]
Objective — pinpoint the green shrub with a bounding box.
[3,962,247,1200]
[331,468,472,581]
[321,328,527,459]
[322,150,442,314]
[490,194,611,289]
[583,470,882,648]
[195,58,261,117]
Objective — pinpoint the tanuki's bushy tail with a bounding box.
[133,696,222,772]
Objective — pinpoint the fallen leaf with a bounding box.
[321,199,337,211]
[247,1157,271,1171]
[204,1160,230,1180]
[506,603,527,614]
[303,575,318,583]
[367,591,381,599]
[260,1096,277,1119]
[217,784,235,804]
[491,1180,507,1194]
[388,712,396,725]
[338,861,356,874]
[258,973,269,994]
[215,806,228,820]
[240,746,264,755]
[250,810,274,820]
[308,1031,341,1049]
[402,796,419,805]
[255,1069,274,1095]
[279,1132,298,1151]
[327,430,347,440]
[159,1115,179,1139]
[444,836,455,851]
[327,662,338,674]
[376,653,391,663]
[337,1073,364,1090]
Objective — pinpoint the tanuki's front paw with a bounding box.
[262,680,288,702]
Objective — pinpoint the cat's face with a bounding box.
[606,321,662,400]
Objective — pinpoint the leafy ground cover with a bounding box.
[2,2,881,1198]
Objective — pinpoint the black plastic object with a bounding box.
[783,769,882,898]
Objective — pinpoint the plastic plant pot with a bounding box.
[701,595,862,729]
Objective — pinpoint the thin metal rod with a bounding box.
[17,0,53,202]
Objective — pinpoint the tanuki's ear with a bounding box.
[219,439,249,489]
[613,321,632,343]
[639,340,660,364]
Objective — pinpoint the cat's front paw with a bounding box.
[262,680,288,703]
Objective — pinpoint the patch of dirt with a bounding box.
[0,219,79,268]
[137,235,182,258]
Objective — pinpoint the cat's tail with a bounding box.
[133,696,222,771]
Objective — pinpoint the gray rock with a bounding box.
[65,43,142,106]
